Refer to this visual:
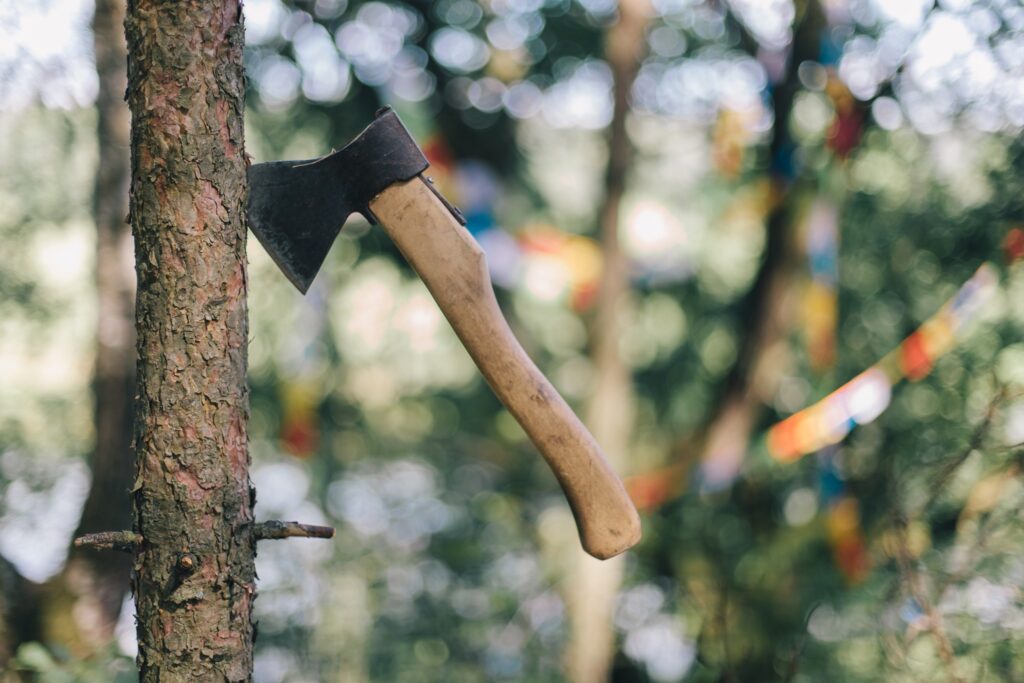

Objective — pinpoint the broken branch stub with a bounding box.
[253,520,335,541]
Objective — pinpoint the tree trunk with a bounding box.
[565,2,649,681]
[39,0,136,653]
[697,0,826,485]
[0,0,135,661]
[0,556,40,671]
[126,1,254,679]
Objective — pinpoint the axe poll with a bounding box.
[247,108,641,560]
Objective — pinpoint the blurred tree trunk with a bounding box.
[564,2,649,681]
[697,0,826,483]
[126,0,254,679]
[0,557,39,673]
[0,0,135,664]
[36,0,136,655]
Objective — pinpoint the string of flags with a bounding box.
[801,197,840,372]
[627,229,1015,584]
[766,262,1000,462]
[793,189,868,581]
[818,446,870,583]
[425,132,610,311]
[277,279,331,459]
[774,226,1019,581]
[422,141,696,311]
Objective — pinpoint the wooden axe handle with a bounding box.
[370,177,641,559]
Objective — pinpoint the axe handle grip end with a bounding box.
[370,178,642,560]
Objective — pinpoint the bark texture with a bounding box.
[126,1,253,680]
[565,1,650,680]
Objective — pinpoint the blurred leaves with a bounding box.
[13,642,134,683]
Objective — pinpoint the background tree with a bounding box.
[0,0,133,666]
[565,1,649,681]
[40,0,135,653]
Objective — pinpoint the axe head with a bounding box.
[247,108,429,293]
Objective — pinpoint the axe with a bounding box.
[247,108,641,559]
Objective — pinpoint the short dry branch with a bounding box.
[253,520,335,541]
[74,530,142,552]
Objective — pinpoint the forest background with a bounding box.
[1,0,1024,681]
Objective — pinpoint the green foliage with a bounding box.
[13,642,135,683]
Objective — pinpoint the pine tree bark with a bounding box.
[126,1,254,679]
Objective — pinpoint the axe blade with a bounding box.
[246,108,429,293]
[247,158,347,293]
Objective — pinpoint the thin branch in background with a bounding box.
[935,461,1022,595]
[878,389,1016,683]
[781,635,806,683]
[891,511,964,683]
[879,629,908,672]
[720,583,734,683]
[919,387,1006,515]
